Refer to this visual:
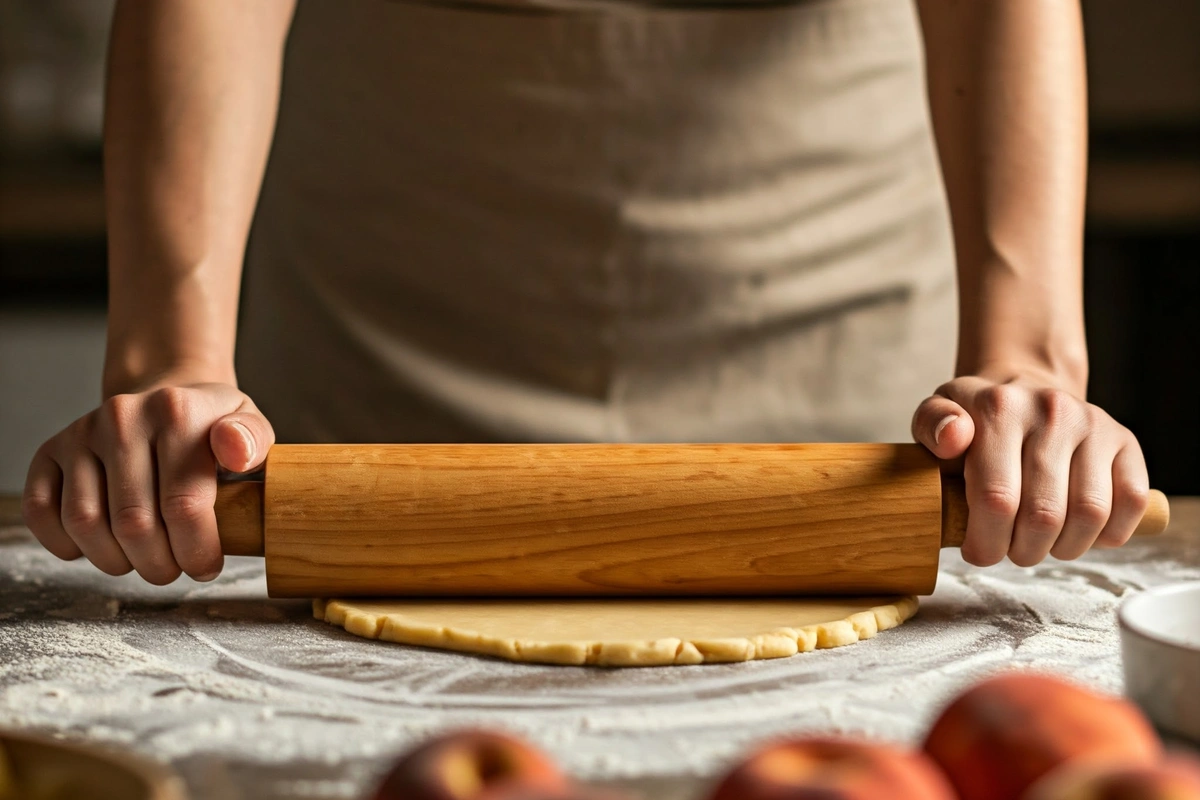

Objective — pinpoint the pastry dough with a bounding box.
[314,596,918,667]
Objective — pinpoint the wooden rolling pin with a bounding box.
[215,443,1170,598]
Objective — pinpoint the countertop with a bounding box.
[1,497,1198,800]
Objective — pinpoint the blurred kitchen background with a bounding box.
[1,1,1198,496]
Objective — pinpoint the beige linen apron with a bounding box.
[238,0,957,444]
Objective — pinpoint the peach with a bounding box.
[923,672,1161,800]
[707,737,957,800]
[485,789,629,800]
[371,729,569,800]
[1022,756,1200,800]
[487,789,631,800]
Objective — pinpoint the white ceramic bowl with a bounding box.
[1119,582,1200,742]
[0,728,187,799]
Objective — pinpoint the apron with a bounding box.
[238,0,957,444]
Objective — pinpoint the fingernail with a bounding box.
[934,415,957,445]
[196,570,220,583]
[230,421,256,464]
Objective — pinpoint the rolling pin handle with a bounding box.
[939,473,1171,548]
[215,480,265,557]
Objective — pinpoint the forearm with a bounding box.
[103,0,295,397]
[917,0,1089,395]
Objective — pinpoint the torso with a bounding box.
[239,0,957,444]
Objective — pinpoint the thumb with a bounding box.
[210,405,275,474]
[912,394,974,461]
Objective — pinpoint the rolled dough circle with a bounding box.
[314,596,918,667]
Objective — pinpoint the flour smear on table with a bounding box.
[1,523,1197,799]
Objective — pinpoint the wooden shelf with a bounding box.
[0,166,106,240]
[0,495,22,528]
[1089,158,1200,229]
[0,154,1197,242]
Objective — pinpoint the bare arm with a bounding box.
[916,0,1088,392]
[104,0,296,395]
[912,1,1150,568]
[23,1,295,586]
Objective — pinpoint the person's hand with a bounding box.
[22,380,273,584]
[911,372,1150,567]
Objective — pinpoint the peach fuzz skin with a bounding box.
[371,730,569,800]
[923,673,1161,800]
[1023,756,1200,800]
[370,730,631,800]
[707,737,956,800]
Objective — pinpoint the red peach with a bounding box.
[487,788,632,800]
[923,672,1162,800]
[707,737,957,800]
[1022,755,1200,800]
[372,730,569,800]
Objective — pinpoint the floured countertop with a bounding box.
[1,498,1198,800]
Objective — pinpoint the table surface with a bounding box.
[1,497,1198,800]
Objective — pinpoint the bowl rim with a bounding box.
[0,728,187,800]
[1118,581,1200,657]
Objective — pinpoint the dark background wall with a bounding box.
[1,1,1198,493]
[1082,1,1200,494]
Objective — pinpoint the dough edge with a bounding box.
[313,596,919,668]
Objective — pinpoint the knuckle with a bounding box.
[1115,480,1150,513]
[1023,500,1066,533]
[978,385,1021,418]
[21,491,56,525]
[110,504,161,542]
[978,486,1020,518]
[159,491,213,526]
[1036,389,1082,424]
[1070,494,1112,527]
[61,503,105,534]
[151,387,195,428]
[98,394,143,445]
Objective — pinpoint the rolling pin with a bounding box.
[215,443,1170,598]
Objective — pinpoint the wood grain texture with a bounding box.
[940,474,971,549]
[937,477,1171,548]
[261,443,944,598]
[214,481,265,556]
